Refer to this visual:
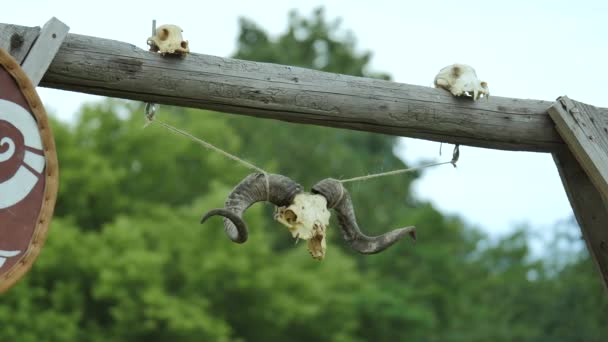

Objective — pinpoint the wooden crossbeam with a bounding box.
[0,22,567,153]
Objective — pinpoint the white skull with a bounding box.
[274,193,331,260]
[434,64,489,101]
[147,24,190,55]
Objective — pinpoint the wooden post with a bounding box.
[553,149,608,288]
[549,97,608,289]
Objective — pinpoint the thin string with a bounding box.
[144,105,271,200]
[144,106,458,187]
[153,120,267,174]
[340,161,452,184]
[340,144,460,183]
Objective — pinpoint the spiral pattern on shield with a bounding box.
[0,137,15,162]
[0,99,45,209]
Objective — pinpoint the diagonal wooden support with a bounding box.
[0,17,69,86]
[549,97,608,201]
[21,17,69,86]
[549,97,608,289]
[553,149,608,289]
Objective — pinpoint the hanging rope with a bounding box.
[143,105,460,185]
[144,104,272,199]
[340,144,459,183]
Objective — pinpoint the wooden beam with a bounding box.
[549,96,608,201]
[0,23,567,153]
[553,148,608,289]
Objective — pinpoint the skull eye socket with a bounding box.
[160,28,169,41]
[181,41,188,49]
[284,209,297,224]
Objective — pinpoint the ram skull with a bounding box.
[275,193,330,259]
[201,173,416,260]
[434,63,489,100]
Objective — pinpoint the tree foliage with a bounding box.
[1,7,607,341]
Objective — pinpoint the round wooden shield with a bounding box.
[0,48,58,293]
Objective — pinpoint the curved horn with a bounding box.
[312,178,416,254]
[201,173,303,243]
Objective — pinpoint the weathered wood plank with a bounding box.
[0,22,566,152]
[0,24,40,63]
[553,148,608,289]
[549,97,608,202]
[21,17,69,86]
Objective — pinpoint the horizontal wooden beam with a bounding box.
[1,22,571,152]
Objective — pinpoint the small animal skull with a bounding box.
[275,193,331,260]
[434,64,489,100]
[147,24,190,55]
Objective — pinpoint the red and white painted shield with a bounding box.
[0,49,58,292]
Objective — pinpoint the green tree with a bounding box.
[52,101,244,229]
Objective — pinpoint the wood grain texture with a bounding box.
[0,22,568,152]
[549,96,608,201]
[553,148,608,290]
[21,17,69,86]
[0,24,40,64]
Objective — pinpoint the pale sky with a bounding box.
[4,0,607,238]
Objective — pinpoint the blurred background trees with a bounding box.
[1,7,607,341]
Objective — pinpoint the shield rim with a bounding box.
[0,48,59,293]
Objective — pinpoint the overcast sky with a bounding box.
[4,0,607,238]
